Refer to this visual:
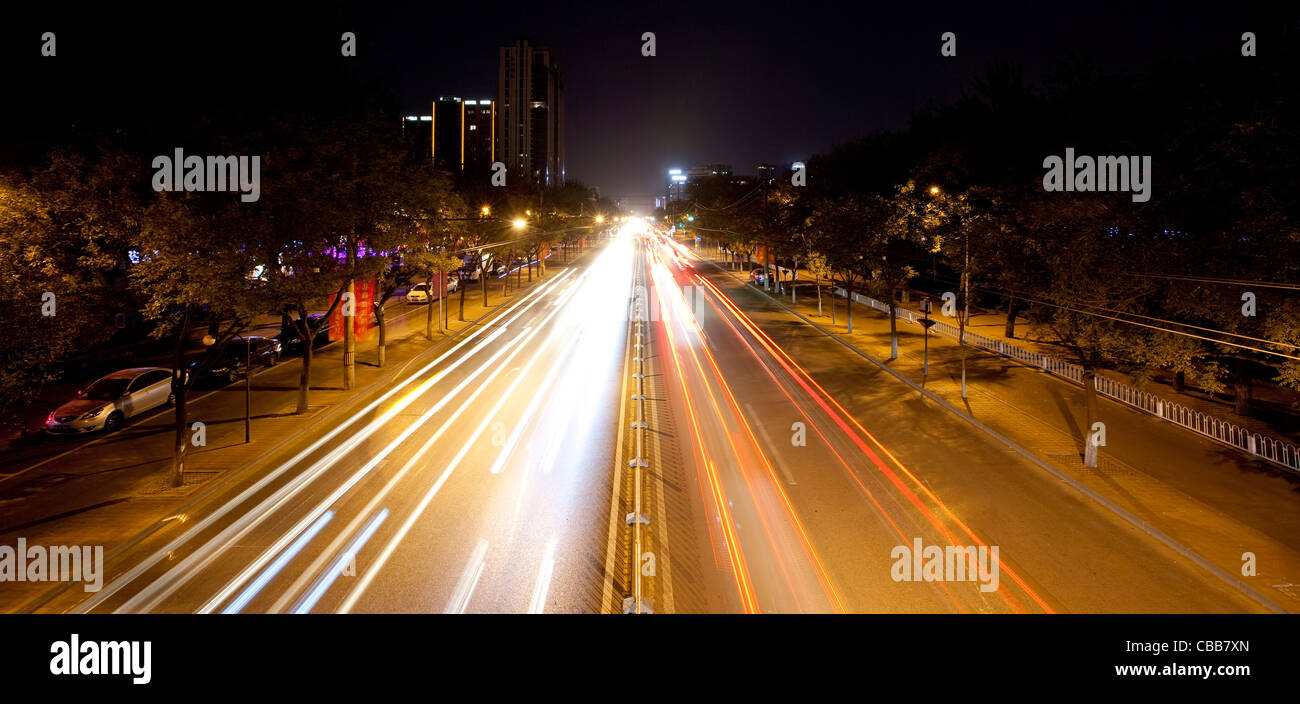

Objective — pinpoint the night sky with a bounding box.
[0,2,1283,201]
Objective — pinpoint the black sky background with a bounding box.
[1,2,1289,202]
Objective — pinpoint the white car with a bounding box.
[45,367,175,435]
[407,279,459,303]
[406,282,436,303]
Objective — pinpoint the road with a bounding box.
[635,233,1269,613]
[10,227,1281,614]
[28,238,634,613]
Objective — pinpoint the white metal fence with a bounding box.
[831,287,1300,475]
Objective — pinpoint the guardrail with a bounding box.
[832,286,1300,475]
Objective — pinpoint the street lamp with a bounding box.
[512,218,527,229]
[480,205,491,217]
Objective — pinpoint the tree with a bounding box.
[133,192,272,486]
[807,194,892,337]
[367,167,462,363]
[0,176,117,424]
[804,251,831,319]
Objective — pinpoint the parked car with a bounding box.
[414,277,460,301]
[749,265,792,284]
[190,336,281,385]
[275,315,330,355]
[45,367,175,435]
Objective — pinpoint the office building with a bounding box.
[432,97,496,173]
[497,39,565,186]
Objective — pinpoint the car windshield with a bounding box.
[82,378,130,400]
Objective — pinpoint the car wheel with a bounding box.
[104,411,124,433]
[165,392,175,407]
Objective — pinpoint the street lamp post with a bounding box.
[242,334,251,443]
[202,333,252,443]
[919,298,936,385]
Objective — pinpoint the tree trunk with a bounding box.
[830,280,836,325]
[887,295,899,360]
[1083,365,1101,467]
[1173,369,1185,394]
[425,277,435,340]
[846,279,854,334]
[816,278,822,317]
[1233,359,1253,415]
[343,276,355,390]
[297,328,312,415]
[1004,294,1018,339]
[170,308,191,487]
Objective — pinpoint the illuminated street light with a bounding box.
[481,205,491,216]
[595,215,605,223]
[929,186,940,195]
[512,218,527,229]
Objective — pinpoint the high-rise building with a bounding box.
[400,113,434,160]
[665,163,734,203]
[497,39,564,187]
[401,98,496,173]
[431,97,496,173]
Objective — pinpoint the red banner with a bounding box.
[329,274,378,342]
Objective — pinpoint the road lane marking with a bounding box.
[743,402,798,486]
[291,508,389,614]
[338,244,630,613]
[221,510,334,614]
[528,534,558,614]
[189,324,539,615]
[446,539,490,614]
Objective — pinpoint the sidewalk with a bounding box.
[0,261,574,611]
[731,244,1300,445]
[696,247,1300,612]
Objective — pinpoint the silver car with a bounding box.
[45,367,175,435]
